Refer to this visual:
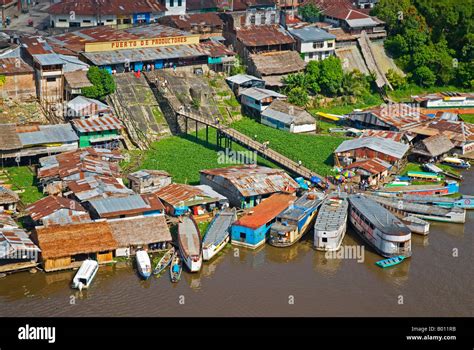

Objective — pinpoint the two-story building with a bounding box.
[288,25,336,62]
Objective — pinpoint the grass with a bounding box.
[231,117,347,176]
[401,162,461,183]
[4,166,44,205]
[460,114,474,124]
[309,93,384,116]
[135,127,275,185]
[198,221,210,238]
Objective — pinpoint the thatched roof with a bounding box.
[0,186,19,205]
[413,134,454,157]
[35,221,118,259]
[108,215,172,247]
[249,51,306,76]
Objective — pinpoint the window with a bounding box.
[58,19,67,22]
[82,19,91,23]
[240,232,246,240]
[308,53,314,59]
[106,19,113,22]
[328,42,333,48]
[322,237,328,243]
[260,15,266,24]
[250,15,255,25]
[270,14,276,23]
[169,0,174,6]
[178,0,182,5]
[46,77,56,82]
[313,42,324,49]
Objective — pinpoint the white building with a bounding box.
[159,0,186,15]
[261,100,316,133]
[288,26,336,62]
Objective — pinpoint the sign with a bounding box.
[462,142,474,155]
[84,35,200,53]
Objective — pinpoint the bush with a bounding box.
[287,87,309,107]
[82,66,116,100]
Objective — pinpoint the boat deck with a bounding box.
[368,195,463,216]
[179,217,201,256]
[203,209,236,248]
[314,194,349,232]
[277,191,325,222]
[348,195,411,237]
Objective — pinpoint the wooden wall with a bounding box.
[44,257,72,272]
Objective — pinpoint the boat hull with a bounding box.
[314,220,347,252]
[203,235,229,261]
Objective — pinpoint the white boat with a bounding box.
[136,250,152,280]
[348,195,412,258]
[400,215,430,235]
[178,216,202,272]
[314,193,349,251]
[72,259,99,290]
[202,208,236,261]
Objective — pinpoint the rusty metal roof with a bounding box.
[346,158,391,175]
[48,0,166,16]
[349,105,430,130]
[236,25,295,47]
[71,116,124,133]
[200,165,298,197]
[66,175,134,202]
[155,183,219,207]
[0,228,40,259]
[87,193,164,218]
[158,13,223,30]
[26,195,90,222]
[250,50,306,76]
[360,130,405,142]
[0,57,33,75]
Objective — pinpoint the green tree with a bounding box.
[341,70,370,97]
[298,4,321,23]
[318,56,344,96]
[82,66,116,100]
[386,69,407,89]
[230,55,246,75]
[287,87,309,107]
[411,66,436,87]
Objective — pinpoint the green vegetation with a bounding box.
[298,3,322,23]
[82,66,116,101]
[372,0,474,89]
[230,55,246,76]
[198,221,210,238]
[460,114,474,124]
[0,75,5,86]
[309,93,384,116]
[388,84,468,102]
[402,162,460,176]
[5,166,44,205]
[231,117,347,176]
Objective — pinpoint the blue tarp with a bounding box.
[310,176,321,184]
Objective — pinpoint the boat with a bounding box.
[375,255,406,268]
[423,163,462,180]
[153,246,175,275]
[396,194,474,210]
[202,208,236,261]
[400,215,430,235]
[136,250,152,280]
[376,180,459,196]
[442,157,471,169]
[348,195,412,258]
[268,191,325,247]
[406,171,444,182]
[170,252,182,283]
[71,259,99,290]
[178,216,202,272]
[314,193,349,251]
[385,181,410,187]
[367,195,466,224]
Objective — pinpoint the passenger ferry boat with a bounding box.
[348,195,412,258]
[202,208,236,261]
[314,193,349,252]
[178,216,202,272]
[136,250,152,280]
[400,194,474,210]
[376,180,459,197]
[367,195,466,224]
[268,191,325,247]
[442,157,471,169]
[72,259,99,290]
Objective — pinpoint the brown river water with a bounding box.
[0,174,472,317]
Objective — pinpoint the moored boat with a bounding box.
[376,180,459,197]
[400,215,430,235]
[136,250,152,280]
[71,259,98,290]
[153,246,175,275]
[178,216,202,272]
[399,194,474,210]
[442,157,471,169]
[170,252,182,283]
[367,195,466,224]
[375,255,405,268]
[268,191,325,247]
[202,208,236,261]
[314,193,348,251]
[348,195,412,258]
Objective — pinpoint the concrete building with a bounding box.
[288,25,336,62]
[261,99,316,133]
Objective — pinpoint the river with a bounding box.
[0,173,472,317]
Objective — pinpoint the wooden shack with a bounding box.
[32,221,117,272]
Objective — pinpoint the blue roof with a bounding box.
[18,124,78,146]
[289,27,336,43]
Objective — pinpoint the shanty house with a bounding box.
[334,137,409,170]
[66,95,111,119]
[85,193,165,219]
[231,193,295,249]
[63,70,93,101]
[260,99,316,133]
[411,134,455,163]
[33,221,118,272]
[0,227,41,273]
[66,175,134,202]
[225,74,265,95]
[26,196,91,227]
[71,116,124,149]
[0,186,19,212]
[0,57,36,100]
[127,170,172,194]
[239,87,286,118]
[200,165,298,208]
[0,124,78,160]
[155,183,224,217]
[108,215,172,257]
[345,158,391,186]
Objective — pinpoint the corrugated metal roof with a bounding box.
[26,195,88,221]
[261,100,315,125]
[71,116,124,133]
[200,165,298,197]
[156,183,219,207]
[346,158,391,174]
[0,228,40,259]
[289,26,336,42]
[239,87,286,101]
[88,194,148,215]
[226,74,263,85]
[334,137,409,159]
[33,53,65,66]
[236,25,295,47]
[17,124,78,146]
